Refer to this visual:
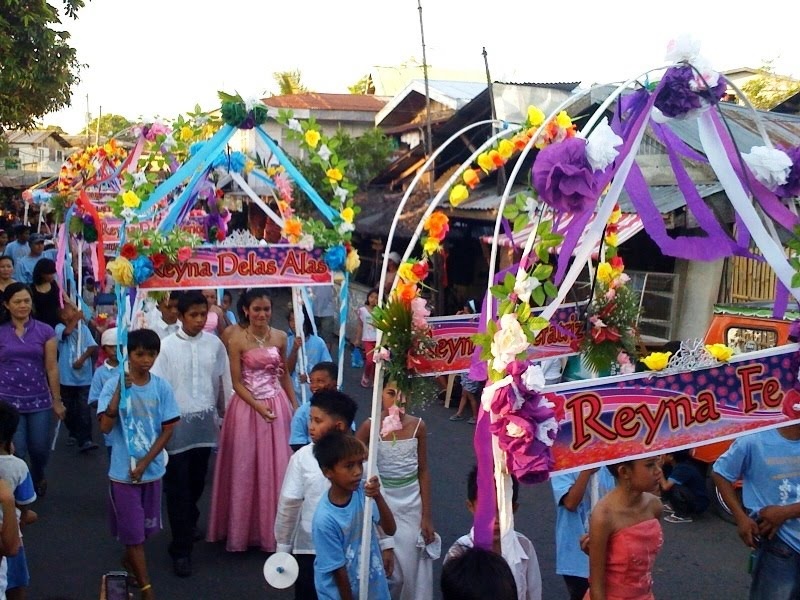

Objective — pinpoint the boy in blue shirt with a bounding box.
[98,328,180,600]
[89,328,121,457]
[658,449,709,523]
[713,420,800,600]
[312,431,395,600]
[56,303,98,452]
[290,362,337,452]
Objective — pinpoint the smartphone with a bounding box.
[104,571,129,600]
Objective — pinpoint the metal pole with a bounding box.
[483,47,506,192]
[417,0,434,199]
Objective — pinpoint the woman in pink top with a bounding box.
[201,289,228,337]
[585,458,663,600]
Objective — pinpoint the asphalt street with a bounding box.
[23,295,752,599]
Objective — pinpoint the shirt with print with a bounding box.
[97,374,180,483]
[312,483,389,600]
[0,319,55,412]
[55,321,97,386]
[714,428,800,553]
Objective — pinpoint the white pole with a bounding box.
[291,288,308,405]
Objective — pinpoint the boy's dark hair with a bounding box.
[176,290,208,314]
[310,361,337,381]
[313,431,366,471]
[467,465,519,504]
[606,459,632,479]
[310,389,357,427]
[0,401,20,446]
[670,449,693,463]
[441,547,518,600]
[32,258,56,285]
[128,328,161,353]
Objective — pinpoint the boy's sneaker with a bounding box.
[79,440,99,453]
[664,513,693,523]
[662,502,675,515]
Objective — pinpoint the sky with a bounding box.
[45,0,800,134]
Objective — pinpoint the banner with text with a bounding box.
[138,245,333,291]
[415,303,587,376]
[547,345,799,474]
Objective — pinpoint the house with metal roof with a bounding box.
[1,129,73,189]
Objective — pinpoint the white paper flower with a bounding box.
[490,314,530,373]
[120,208,137,221]
[318,144,332,162]
[132,172,148,189]
[505,422,526,439]
[743,146,793,190]
[288,119,302,133]
[522,364,545,392]
[244,96,261,112]
[337,221,355,235]
[194,114,209,126]
[585,118,623,172]
[513,271,541,304]
[536,417,559,446]
[161,135,177,151]
[297,233,315,250]
[665,34,701,63]
[688,56,721,91]
[524,196,537,218]
[334,186,349,202]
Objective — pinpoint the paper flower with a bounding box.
[596,262,614,284]
[304,129,321,148]
[743,146,793,191]
[132,172,148,189]
[585,118,623,172]
[463,169,480,189]
[527,106,545,127]
[522,363,545,392]
[287,119,302,132]
[122,190,141,209]
[340,207,354,224]
[398,262,420,285]
[705,343,734,362]
[334,186,349,203]
[411,261,429,282]
[410,297,430,329]
[120,243,138,260]
[423,238,440,255]
[449,184,469,207]
[641,351,672,371]
[498,139,514,160]
[107,257,134,287]
[490,314,530,373]
[424,212,449,240]
[782,388,800,420]
[131,255,155,285]
[532,137,597,214]
[324,245,346,272]
[665,34,701,63]
[380,404,404,437]
[345,248,361,273]
[297,234,315,251]
[477,153,494,172]
[318,144,332,162]
[177,246,193,262]
[513,271,541,304]
[654,64,726,119]
[283,218,303,241]
[326,168,343,183]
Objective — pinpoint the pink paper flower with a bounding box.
[380,404,404,437]
[177,246,192,262]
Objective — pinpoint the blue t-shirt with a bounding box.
[97,374,180,483]
[714,428,800,553]
[668,461,709,512]
[290,402,312,446]
[312,483,390,600]
[13,255,42,284]
[550,469,616,578]
[55,322,97,386]
[286,332,332,401]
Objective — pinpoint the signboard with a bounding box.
[138,245,333,291]
[547,344,799,474]
[415,302,587,376]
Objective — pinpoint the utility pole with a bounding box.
[95,106,102,145]
[417,0,434,199]
[85,94,91,146]
[483,47,506,192]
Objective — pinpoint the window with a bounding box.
[724,326,778,353]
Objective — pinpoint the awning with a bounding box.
[482,210,644,255]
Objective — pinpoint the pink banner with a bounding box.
[138,246,333,291]
[546,345,800,474]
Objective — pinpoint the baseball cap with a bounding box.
[386,251,401,264]
[29,233,45,244]
[100,328,118,347]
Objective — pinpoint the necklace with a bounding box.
[248,326,271,347]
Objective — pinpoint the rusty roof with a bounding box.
[3,130,72,147]
[262,93,389,112]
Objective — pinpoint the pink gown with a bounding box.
[585,518,663,600]
[207,346,292,551]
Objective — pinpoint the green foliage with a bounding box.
[80,114,133,138]
[580,277,640,374]
[348,74,375,95]
[740,62,800,110]
[0,0,85,130]
[272,70,308,96]
[787,225,800,288]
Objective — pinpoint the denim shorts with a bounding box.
[6,545,30,589]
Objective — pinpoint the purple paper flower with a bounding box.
[532,137,597,214]
[655,65,726,119]
[778,145,800,199]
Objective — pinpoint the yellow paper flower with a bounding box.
[609,207,622,224]
[398,262,420,285]
[596,262,613,284]
[107,257,134,287]
[345,248,361,273]
[477,152,494,173]
[244,158,255,174]
[555,111,573,129]
[705,344,734,362]
[449,184,469,207]
[641,351,672,371]
[605,233,619,247]
[326,168,343,183]
[304,129,321,149]
[497,139,514,160]
[423,237,441,255]
[341,207,354,224]
[527,106,545,127]
[267,165,284,177]
[179,126,193,142]
[122,190,141,209]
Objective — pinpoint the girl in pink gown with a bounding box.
[585,458,664,600]
[208,289,297,551]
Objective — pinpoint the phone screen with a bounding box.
[105,573,129,600]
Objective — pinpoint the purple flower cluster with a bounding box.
[532,137,598,214]
[654,65,726,119]
[488,360,556,484]
[778,146,800,199]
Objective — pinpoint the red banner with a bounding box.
[547,345,800,474]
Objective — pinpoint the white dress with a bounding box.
[377,418,433,600]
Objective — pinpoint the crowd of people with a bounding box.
[0,221,799,600]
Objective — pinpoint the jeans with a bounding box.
[163,447,211,559]
[12,409,52,485]
[61,384,92,446]
[294,554,318,600]
[750,535,800,600]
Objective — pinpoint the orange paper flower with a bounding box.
[394,281,418,304]
[463,168,480,189]
[424,212,449,241]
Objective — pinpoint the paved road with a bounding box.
[23,293,752,599]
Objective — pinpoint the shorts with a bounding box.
[108,480,163,545]
[6,545,29,589]
[461,374,484,395]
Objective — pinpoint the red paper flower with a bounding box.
[177,246,192,262]
[609,256,624,271]
[120,243,138,260]
[216,229,226,242]
[150,253,167,269]
[411,261,429,281]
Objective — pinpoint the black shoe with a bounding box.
[173,556,192,578]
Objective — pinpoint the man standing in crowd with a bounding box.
[13,233,46,284]
[3,225,29,262]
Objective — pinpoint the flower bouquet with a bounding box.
[106,227,202,287]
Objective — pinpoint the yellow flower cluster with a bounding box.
[641,351,671,371]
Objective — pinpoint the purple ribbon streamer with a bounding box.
[774,283,790,319]
[473,405,496,550]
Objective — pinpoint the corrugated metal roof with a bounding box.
[496,81,580,93]
[618,183,724,214]
[3,130,71,147]
[412,80,488,105]
[262,93,388,112]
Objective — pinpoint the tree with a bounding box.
[0,0,86,131]
[272,69,308,96]
[740,62,800,110]
[80,114,133,138]
[348,74,375,95]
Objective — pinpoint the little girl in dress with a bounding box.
[356,380,436,600]
[585,458,663,600]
